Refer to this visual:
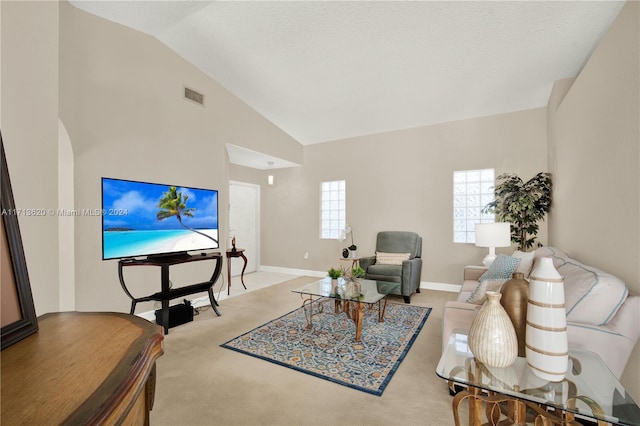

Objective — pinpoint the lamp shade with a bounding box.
[475,222,511,248]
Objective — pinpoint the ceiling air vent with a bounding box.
[184,87,204,106]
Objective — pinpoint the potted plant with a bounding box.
[328,267,342,281]
[483,172,552,251]
[351,266,366,279]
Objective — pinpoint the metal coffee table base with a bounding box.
[299,295,389,342]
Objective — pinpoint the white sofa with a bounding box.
[442,247,640,379]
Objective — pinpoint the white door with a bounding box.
[229,181,259,277]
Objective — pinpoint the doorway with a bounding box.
[229,181,260,277]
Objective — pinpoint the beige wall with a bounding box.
[549,1,639,292]
[547,0,639,399]
[229,163,269,187]
[259,109,548,282]
[2,0,637,400]
[58,3,301,313]
[1,1,60,315]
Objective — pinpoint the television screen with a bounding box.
[101,177,219,260]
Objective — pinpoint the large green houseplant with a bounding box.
[483,172,553,251]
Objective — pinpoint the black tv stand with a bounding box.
[145,252,192,263]
[118,252,223,334]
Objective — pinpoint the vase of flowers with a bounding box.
[340,266,365,298]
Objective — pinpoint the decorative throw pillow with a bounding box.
[376,252,411,265]
[479,254,521,282]
[467,279,507,305]
[511,250,535,277]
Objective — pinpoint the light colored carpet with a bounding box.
[150,276,459,426]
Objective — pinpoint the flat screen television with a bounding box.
[101,177,219,260]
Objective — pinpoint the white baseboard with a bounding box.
[261,265,461,293]
[137,310,156,322]
[259,265,326,277]
[421,282,461,293]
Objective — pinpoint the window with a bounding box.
[320,180,346,239]
[453,169,495,243]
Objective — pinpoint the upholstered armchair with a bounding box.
[359,231,422,303]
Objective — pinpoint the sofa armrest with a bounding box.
[464,265,487,281]
[359,256,376,271]
[442,301,480,352]
[606,293,640,342]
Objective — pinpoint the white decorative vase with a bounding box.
[468,291,518,368]
[525,257,568,382]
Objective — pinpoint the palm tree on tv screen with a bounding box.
[156,186,218,244]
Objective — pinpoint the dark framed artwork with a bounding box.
[1,132,38,349]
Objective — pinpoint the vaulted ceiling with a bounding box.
[69,1,624,147]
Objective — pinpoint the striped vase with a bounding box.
[526,257,568,382]
[468,291,517,368]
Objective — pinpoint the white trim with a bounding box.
[259,265,326,278]
[421,282,461,293]
[229,180,261,271]
[136,310,156,322]
[262,265,461,292]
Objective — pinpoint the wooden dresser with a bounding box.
[1,312,164,425]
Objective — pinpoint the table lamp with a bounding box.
[475,222,511,266]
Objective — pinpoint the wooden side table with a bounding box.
[226,248,248,295]
[339,256,360,269]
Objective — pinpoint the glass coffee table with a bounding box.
[436,330,640,426]
[291,277,400,342]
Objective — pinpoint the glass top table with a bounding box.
[436,330,640,426]
[291,277,400,342]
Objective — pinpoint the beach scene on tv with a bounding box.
[102,178,219,260]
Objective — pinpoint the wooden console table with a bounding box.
[1,312,164,425]
[226,248,248,295]
[118,252,223,334]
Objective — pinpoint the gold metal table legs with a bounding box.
[300,296,389,342]
[450,382,608,426]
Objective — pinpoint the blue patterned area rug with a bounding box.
[221,301,431,396]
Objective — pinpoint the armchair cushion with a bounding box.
[376,251,411,265]
[367,263,402,279]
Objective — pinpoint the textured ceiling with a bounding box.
[68,1,625,146]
